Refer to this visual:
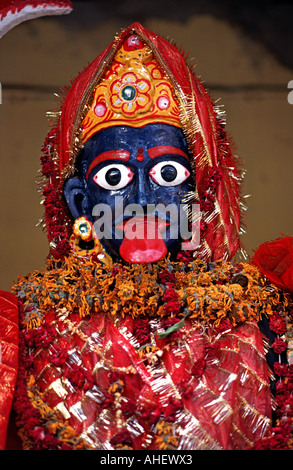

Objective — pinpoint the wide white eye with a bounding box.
[149,161,190,187]
[93,164,134,190]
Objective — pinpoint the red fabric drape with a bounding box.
[0,290,18,450]
[253,236,293,293]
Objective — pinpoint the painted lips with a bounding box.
[117,216,169,263]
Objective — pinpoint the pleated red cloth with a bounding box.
[0,0,73,37]
[0,290,18,450]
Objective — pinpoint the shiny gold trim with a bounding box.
[53,401,71,419]
[237,392,272,428]
[231,422,254,447]
[147,318,223,449]
[228,330,267,361]
[44,377,71,398]
[239,361,270,389]
[214,199,231,257]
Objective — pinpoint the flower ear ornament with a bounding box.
[70,216,112,266]
[73,216,93,242]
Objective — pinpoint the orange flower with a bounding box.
[109,69,153,117]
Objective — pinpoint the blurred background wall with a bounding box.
[1,0,293,291]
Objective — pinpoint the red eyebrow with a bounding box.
[147,146,188,160]
[86,150,130,180]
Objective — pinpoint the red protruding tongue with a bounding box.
[118,216,168,263]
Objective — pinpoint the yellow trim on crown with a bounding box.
[81,36,181,143]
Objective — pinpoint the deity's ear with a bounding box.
[63,177,90,220]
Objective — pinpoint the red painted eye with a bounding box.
[149,161,190,187]
[93,164,134,190]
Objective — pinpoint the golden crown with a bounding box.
[81,34,181,143]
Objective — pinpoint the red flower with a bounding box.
[50,345,68,366]
[55,238,71,257]
[43,184,58,201]
[164,397,184,422]
[176,250,194,263]
[160,316,183,339]
[163,287,181,315]
[200,200,215,213]
[65,363,94,390]
[25,324,57,349]
[133,317,150,345]
[30,426,46,442]
[179,381,194,399]
[24,415,40,429]
[215,319,232,332]
[274,362,289,377]
[141,407,161,425]
[276,379,289,396]
[201,166,222,194]
[164,300,181,315]
[163,287,178,302]
[158,270,176,285]
[41,161,55,177]
[41,129,57,178]
[101,392,114,409]
[200,220,208,233]
[252,439,271,450]
[191,357,206,378]
[269,313,287,335]
[110,429,133,447]
[271,337,287,354]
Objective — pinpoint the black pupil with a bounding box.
[161,164,177,182]
[105,168,121,186]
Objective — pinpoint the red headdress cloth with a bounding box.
[41,22,243,262]
[0,0,73,38]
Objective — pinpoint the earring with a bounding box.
[70,216,112,266]
[72,216,94,242]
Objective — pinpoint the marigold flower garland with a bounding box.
[12,252,293,450]
[14,253,285,330]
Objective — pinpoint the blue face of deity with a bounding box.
[64,123,195,262]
